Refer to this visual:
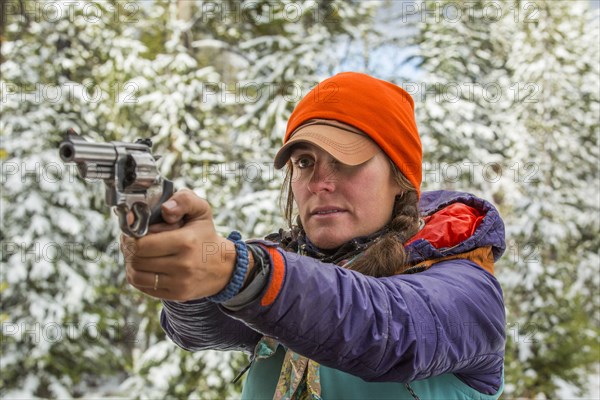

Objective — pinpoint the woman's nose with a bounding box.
[307,162,337,193]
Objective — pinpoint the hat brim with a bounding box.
[274,123,381,169]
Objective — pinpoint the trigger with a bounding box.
[130,203,151,237]
[116,203,150,238]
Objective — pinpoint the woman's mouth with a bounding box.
[311,207,347,218]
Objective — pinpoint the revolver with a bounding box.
[58,128,174,237]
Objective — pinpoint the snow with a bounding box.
[556,365,600,399]
[1,0,598,398]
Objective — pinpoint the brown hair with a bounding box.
[279,159,421,277]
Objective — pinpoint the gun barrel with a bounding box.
[59,141,117,164]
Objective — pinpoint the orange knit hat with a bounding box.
[277,72,422,197]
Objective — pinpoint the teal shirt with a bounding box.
[241,346,504,400]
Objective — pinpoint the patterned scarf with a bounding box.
[258,228,387,400]
[265,227,386,266]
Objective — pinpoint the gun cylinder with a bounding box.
[82,164,115,180]
[123,153,159,189]
[59,142,117,164]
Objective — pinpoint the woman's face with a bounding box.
[290,143,402,249]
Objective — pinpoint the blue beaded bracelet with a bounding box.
[207,231,249,303]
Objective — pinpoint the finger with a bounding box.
[125,270,191,302]
[120,235,138,260]
[126,268,172,291]
[160,188,212,224]
[125,252,181,273]
[113,208,135,226]
[132,286,185,301]
[127,210,135,226]
[160,188,191,224]
[148,220,185,234]
[121,228,186,258]
[125,275,172,300]
[123,234,171,258]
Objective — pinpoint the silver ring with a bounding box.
[153,273,159,291]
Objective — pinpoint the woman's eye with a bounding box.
[292,157,314,169]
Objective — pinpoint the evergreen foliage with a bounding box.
[1,0,375,397]
[1,1,147,396]
[1,0,597,398]
[412,0,600,397]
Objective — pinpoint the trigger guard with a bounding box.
[116,203,151,238]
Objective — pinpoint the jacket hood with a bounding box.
[405,190,506,267]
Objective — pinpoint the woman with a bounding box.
[122,72,506,399]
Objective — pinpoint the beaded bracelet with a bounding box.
[207,231,249,303]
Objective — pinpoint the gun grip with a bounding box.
[149,179,175,225]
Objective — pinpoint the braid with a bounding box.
[347,190,420,277]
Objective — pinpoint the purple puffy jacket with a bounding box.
[161,190,506,394]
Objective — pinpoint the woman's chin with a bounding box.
[306,233,349,250]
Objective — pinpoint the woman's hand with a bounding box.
[120,189,237,301]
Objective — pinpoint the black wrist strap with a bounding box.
[221,243,271,311]
[243,244,267,289]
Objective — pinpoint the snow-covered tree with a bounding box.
[1,1,150,396]
[500,1,600,397]
[11,0,596,398]
[1,0,381,397]
[411,0,517,199]
[412,0,599,397]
